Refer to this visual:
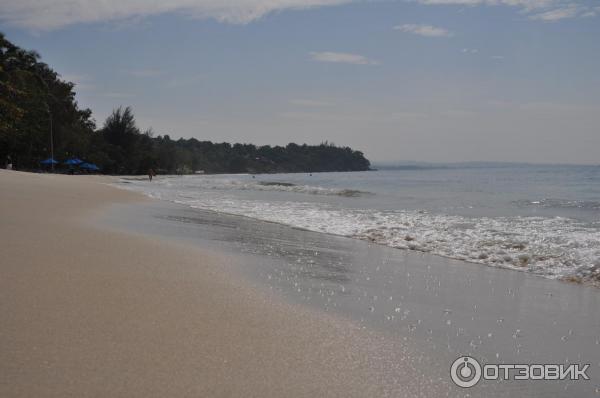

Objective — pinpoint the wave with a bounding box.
[118,177,600,284]
[254,180,370,197]
[514,198,600,211]
[121,176,372,197]
[218,204,600,282]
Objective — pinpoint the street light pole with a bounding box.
[49,112,54,172]
[33,72,55,172]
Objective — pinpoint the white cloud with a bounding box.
[529,5,579,21]
[413,0,597,22]
[413,0,556,9]
[290,99,335,107]
[580,10,596,17]
[394,24,452,37]
[309,51,379,65]
[2,0,594,30]
[0,0,355,30]
[461,48,479,53]
[582,6,600,17]
[414,0,482,4]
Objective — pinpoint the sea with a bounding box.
[118,163,600,283]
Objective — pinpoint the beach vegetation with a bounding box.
[0,33,370,174]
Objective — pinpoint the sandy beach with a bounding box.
[99,180,600,398]
[3,2,598,396]
[0,170,449,397]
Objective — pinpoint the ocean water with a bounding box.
[118,163,600,282]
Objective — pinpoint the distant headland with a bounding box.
[0,33,370,175]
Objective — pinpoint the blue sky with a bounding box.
[1,0,599,164]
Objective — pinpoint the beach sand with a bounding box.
[0,170,447,397]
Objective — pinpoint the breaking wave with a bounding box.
[514,198,600,211]
[139,176,373,197]
[118,175,600,284]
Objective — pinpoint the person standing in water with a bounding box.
[148,169,155,181]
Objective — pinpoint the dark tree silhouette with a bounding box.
[0,33,371,175]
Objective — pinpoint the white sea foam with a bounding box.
[514,198,600,210]
[118,175,600,282]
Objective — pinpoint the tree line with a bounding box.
[0,33,371,174]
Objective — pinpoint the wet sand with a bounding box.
[100,189,600,397]
[0,170,449,397]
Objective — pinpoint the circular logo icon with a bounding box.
[450,356,482,388]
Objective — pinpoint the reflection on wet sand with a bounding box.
[100,201,600,398]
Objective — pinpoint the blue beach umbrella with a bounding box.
[64,158,84,165]
[80,162,100,171]
[40,158,59,165]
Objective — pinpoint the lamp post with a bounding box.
[33,72,55,172]
[49,109,54,172]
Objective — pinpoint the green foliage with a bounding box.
[0,32,96,167]
[0,33,370,174]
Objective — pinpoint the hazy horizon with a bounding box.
[371,159,600,167]
[2,0,599,164]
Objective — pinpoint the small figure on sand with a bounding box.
[148,168,155,181]
[6,156,12,170]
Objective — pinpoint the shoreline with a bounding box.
[0,170,448,397]
[3,170,599,397]
[97,186,600,397]
[114,174,600,288]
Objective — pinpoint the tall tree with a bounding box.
[0,32,371,174]
[0,32,95,168]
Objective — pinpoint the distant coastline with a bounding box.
[0,34,370,176]
[373,160,600,170]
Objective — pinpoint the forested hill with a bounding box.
[0,33,371,174]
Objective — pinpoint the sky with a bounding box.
[1,0,599,164]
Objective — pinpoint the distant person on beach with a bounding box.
[148,169,155,181]
[6,156,12,170]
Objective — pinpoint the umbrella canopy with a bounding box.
[64,158,84,165]
[40,158,59,165]
[80,162,100,171]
